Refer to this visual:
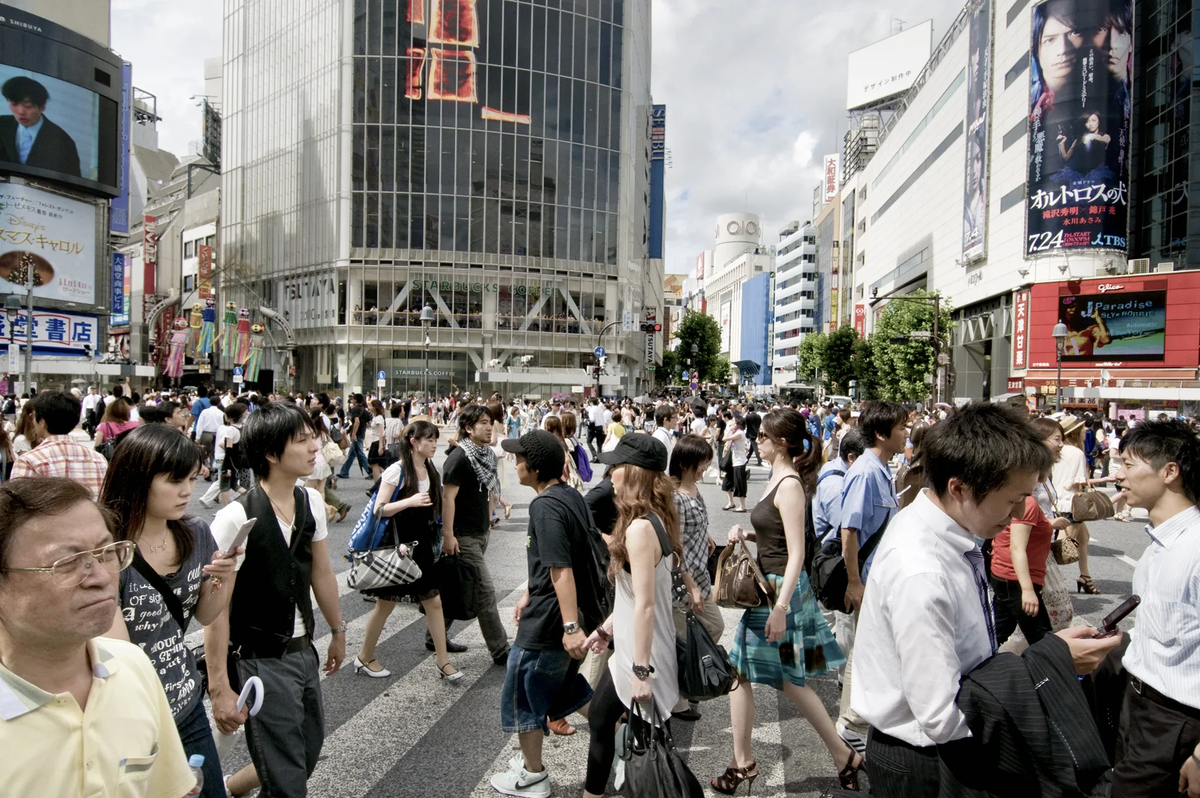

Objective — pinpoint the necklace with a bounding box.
[267,494,295,532]
[146,529,170,554]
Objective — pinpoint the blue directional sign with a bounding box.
[682,370,689,380]
[232,367,243,377]
[594,346,606,358]
[377,370,387,380]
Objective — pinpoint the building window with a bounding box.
[999,184,1026,213]
[184,240,195,259]
[1004,53,1029,88]
[183,275,195,292]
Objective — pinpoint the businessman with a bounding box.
[0,76,82,178]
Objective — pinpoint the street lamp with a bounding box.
[420,304,434,411]
[689,343,698,396]
[1052,321,1069,411]
[4,295,20,388]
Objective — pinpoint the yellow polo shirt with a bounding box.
[0,637,196,798]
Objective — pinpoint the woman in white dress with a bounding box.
[1052,415,1102,594]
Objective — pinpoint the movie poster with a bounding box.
[1057,290,1165,361]
[963,0,991,261]
[1026,0,1133,256]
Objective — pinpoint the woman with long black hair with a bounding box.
[353,420,461,680]
[100,424,240,797]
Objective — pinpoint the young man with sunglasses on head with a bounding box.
[0,477,198,798]
[1110,420,1200,798]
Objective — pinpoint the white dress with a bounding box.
[310,414,333,481]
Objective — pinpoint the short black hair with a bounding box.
[923,403,1053,502]
[2,76,48,107]
[860,401,908,445]
[668,433,713,479]
[30,390,82,435]
[457,403,491,435]
[241,403,314,478]
[654,405,677,426]
[839,427,869,461]
[1120,419,1200,504]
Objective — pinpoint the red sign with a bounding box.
[853,304,866,337]
[198,245,212,299]
[1006,377,1025,392]
[1012,289,1030,370]
[143,215,158,295]
[823,155,839,203]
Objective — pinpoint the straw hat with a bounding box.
[1058,414,1086,438]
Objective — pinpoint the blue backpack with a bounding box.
[347,471,403,553]
[574,443,594,482]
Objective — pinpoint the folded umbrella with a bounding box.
[212,676,265,761]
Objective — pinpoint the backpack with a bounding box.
[804,468,845,578]
[574,442,594,482]
[1,398,15,416]
[535,485,612,632]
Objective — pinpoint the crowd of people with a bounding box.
[0,382,1198,798]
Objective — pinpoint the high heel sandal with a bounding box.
[436,661,464,682]
[711,761,758,795]
[837,743,865,791]
[353,656,391,678]
[1077,574,1101,594]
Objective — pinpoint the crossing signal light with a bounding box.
[640,321,662,333]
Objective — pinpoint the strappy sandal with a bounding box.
[711,761,758,795]
[837,743,864,791]
[1077,574,1101,594]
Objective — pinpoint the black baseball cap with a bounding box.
[594,433,668,471]
[501,430,566,481]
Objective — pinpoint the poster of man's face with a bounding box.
[0,65,100,183]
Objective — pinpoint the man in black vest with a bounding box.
[204,404,346,797]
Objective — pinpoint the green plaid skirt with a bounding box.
[728,572,845,689]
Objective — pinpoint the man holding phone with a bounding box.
[1110,419,1200,798]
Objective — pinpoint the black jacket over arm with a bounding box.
[948,633,1111,798]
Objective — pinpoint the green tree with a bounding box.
[655,347,680,387]
[797,332,826,385]
[852,336,879,400]
[674,310,724,383]
[821,325,861,395]
[869,291,954,401]
[711,355,731,386]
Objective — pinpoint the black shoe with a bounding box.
[492,647,511,666]
[426,640,468,654]
[672,706,702,722]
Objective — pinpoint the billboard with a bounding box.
[0,308,99,357]
[198,244,213,299]
[719,300,732,352]
[110,252,129,327]
[277,271,339,329]
[963,0,991,261]
[1026,0,1133,256]
[846,21,934,110]
[823,154,840,203]
[0,183,96,303]
[109,62,132,234]
[1012,289,1030,369]
[143,215,157,295]
[1057,290,1165,361]
[0,5,122,196]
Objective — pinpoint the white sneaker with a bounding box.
[490,760,550,797]
[837,720,868,761]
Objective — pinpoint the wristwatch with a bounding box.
[562,621,580,635]
[632,663,655,680]
[330,624,347,635]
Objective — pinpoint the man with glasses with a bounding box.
[0,477,197,797]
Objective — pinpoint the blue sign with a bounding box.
[377,370,387,380]
[110,253,128,326]
[594,346,606,358]
[682,370,689,380]
[232,366,243,377]
[0,310,98,357]
[690,381,699,391]
[109,62,132,235]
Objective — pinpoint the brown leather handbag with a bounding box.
[1071,487,1114,522]
[713,539,775,609]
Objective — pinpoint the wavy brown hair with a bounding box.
[608,464,682,581]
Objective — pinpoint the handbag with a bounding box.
[1042,551,1075,631]
[322,439,346,468]
[1052,524,1082,565]
[712,539,774,609]
[346,541,422,591]
[811,515,890,614]
[621,701,705,798]
[347,476,403,553]
[675,611,734,701]
[436,554,482,621]
[1071,487,1114,521]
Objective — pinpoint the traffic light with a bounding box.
[639,321,662,333]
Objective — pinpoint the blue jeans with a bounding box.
[176,696,224,798]
[500,645,592,734]
[338,437,369,478]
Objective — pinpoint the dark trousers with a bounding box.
[585,668,635,795]
[586,423,605,456]
[338,437,369,477]
[237,645,324,797]
[1112,677,1200,797]
[747,437,760,464]
[865,728,980,797]
[989,575,1052,647]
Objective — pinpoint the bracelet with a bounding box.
[330,624,347,635]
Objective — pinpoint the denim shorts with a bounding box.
[500,644,593,734]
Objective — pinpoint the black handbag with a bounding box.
[675,611,733,701]
[622,702,705,798]
[810,516,890,614]
[436,554,481,621]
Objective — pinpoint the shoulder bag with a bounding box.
[811,515,891,614]
[129,551,190,635]
[346,539,422,591]
[712,538,774,609]
[675,611,734,701]
[1052,525,1081,565]
[1071,486,1114,522]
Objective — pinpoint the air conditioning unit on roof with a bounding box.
[1155,261,1175,273]
[1129,258,1150,274]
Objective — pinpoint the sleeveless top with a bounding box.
[608,513,680,716]
[751,474,803,576]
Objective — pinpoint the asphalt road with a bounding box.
[181,438,1142,798]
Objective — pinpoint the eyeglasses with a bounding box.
[4,541,135,587]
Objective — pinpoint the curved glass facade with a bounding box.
[351,0,625,263]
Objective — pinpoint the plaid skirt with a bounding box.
[728,572,845,689]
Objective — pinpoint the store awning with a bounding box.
[732,360,762,376]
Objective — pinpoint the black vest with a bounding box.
[229,486,317,658]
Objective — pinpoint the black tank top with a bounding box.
[750,474,802,577]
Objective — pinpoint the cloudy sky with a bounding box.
[111,0,963,274]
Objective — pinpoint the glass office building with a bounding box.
[221,0,657,395]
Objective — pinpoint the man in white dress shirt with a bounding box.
[651,404,678,461]
[851,402,1121,796]
[1110,420,1200,797]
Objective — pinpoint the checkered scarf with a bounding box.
[458,437,501,502]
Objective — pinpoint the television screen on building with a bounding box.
[1025,0,1133,257]
[1057,290,1165,361]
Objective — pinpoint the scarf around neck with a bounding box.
[458,436,501,500]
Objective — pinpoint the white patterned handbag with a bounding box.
[347,542,422,592]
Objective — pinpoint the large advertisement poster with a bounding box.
[109,62,132,234]
[963,0,991,261]
[1058,290,1165,361]
[719,300,731,352]
[1026,0,1133,256]
[0,183,96,303]
[0,65,101,184]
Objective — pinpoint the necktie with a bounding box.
[965,548,999,654]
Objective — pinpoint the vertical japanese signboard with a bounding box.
[1026,0,1133,256]
[963,0,991,261]
[854,304,866,337]
[823,154,840,203]
[143,215,158,294]
[110,253,129,327]
[198,244,213,299]
[1012,289,1030,369]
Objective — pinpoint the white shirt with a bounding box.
[851,489,995,747]
[196,405,225,437]
[211,487,329,637]
[1123,504,1200,708]
[652,427,675,460]
[215,423,241,458]
[588,404,606,427]
[690,418,707,436]
[727,426,748,467]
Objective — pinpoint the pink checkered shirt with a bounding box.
[10,434,109,499]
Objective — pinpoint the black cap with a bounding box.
[594,433,668,471]
[501,430,566,481]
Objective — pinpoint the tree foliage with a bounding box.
[655,347,680,387]
[674,310,725,384]
[868,291,955,401]
[797,333,825,383]
[711,355,731,385]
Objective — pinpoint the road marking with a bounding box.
[1116,554,1138,568]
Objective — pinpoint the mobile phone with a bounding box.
[226,517,257,555]
[1098,595,1140,638]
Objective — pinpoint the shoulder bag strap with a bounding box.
[130,550,189,634]
[855,512,892,576]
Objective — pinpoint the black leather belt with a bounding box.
[1130,675,1200,719]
